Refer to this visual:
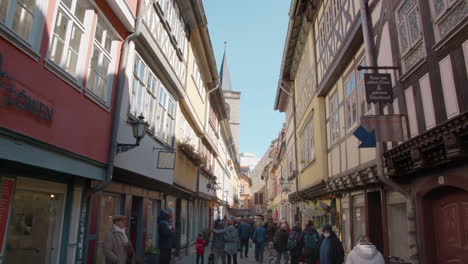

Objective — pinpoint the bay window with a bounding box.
[430,0,467,40]
[396,0,425,72]
[49,0,90,80]
[87,19,116,104]
[131,52,176,146]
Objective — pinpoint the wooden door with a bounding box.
[432,188,468,264]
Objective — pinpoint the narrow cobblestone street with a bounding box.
[174,244,276,264]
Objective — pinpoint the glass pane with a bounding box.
[398,22,409,53]
[66,50,79,77]
[12,4,33,40]
[20,0,35,11]
[387,196,410,261]
[134,56,140,74]
[104,33,112,53]
[408,9,421,43]
[74,1,86,24]
[87,69,97,91]
[54,11,69,40]
[69,24,82,52]
[100,57,110,78]
[5,190,64,264]
[97,76,107,98]
[96,193,121,264]
[89,48,99,71]
[352,195,366,247]
[61,0,72,10]
[50,36,65,65]
[398,0,416,20]
[0,0,8,22]
[94,23,104,45]
[432,0,446,17]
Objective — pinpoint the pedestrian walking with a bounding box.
[267,219,277,243]
[252,222,267,263]
[318,224,345,264]
[238,218,252,258]
[224,220,240,264]
[302,221,319,264]
[158,209,175,264]
[288,223,303,264]
[103,215,134,264]
[196,233,207,264]
[212,221,226,264]
[345,235,385,264]
[273,223,290,264]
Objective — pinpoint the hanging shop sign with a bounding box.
[364,73,393,103]
[360,115,408,142]
[0,178,14,255]
[0,72,54,122]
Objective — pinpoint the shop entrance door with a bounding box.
[4,179,66,264]
[367,191,384,253]
[431,187,468,264]
[130,196,143,258]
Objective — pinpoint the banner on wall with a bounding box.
[0,178,14,255]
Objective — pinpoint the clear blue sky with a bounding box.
[204,0,289,157]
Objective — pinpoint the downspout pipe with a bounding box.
[359,0,409,198]
[85,0,144,198]
[203,79,221,136]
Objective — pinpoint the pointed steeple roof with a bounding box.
[220,42,233,91]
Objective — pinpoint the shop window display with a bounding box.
[5,189,65,264]
[96,193,121,264]
[352,195,366,247]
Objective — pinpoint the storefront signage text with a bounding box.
[364,73,393,103]
[0,73,54,122]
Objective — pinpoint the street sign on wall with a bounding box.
[360,115,408,142]
[364,73,393,103]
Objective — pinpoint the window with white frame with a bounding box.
[429,0,467,39]
[396,0,425,71]
[192,59,206,99]
[179,114,198,148]
[0,0,47,51]
[345,72,358,130]
[300,118,315,168]
[240,186,245,194]
[87,19,115,103]
[49,0,91,80]
[131,53,176,146]
[358,57,371,115]
[329,92,339,142]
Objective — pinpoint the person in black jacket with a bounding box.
[289,223,303,264]
[274,223,290,264]
[318,224,344,264]
[302,222,319,264]
[158,209,175,264]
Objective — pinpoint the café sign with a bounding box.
[364,73,393,103]
[0,72,54,121]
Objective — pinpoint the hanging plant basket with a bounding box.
[178,141,206,165]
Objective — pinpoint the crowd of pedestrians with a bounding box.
[101,211,386,264]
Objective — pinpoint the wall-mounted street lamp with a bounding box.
[116,114,149,154]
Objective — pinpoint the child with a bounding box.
[196,233,207,264]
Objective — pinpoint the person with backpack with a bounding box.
[288,223,303,264]
[318,224,345,264]
[224,220,240,264]
[252,222,267,263]
[302,222,319,264]
[274,223,290,264]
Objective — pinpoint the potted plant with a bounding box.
[178,141,206,165]
[144,241,159,264]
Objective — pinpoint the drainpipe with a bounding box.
[359,0,409,197]
[203,79,221,136]
[85,0,145,198]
